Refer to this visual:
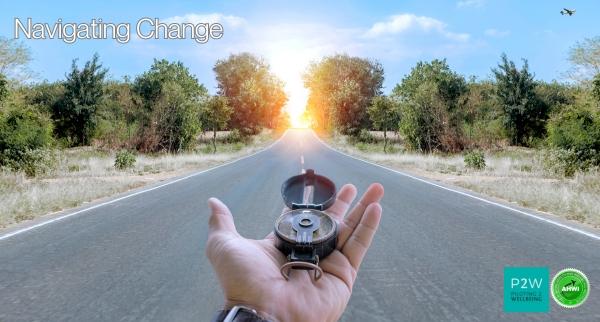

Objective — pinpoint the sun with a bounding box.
[267,46,312,128]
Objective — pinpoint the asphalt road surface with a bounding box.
[1,129,599,321]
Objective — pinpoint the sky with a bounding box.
[1,0,598,121]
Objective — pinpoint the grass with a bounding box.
[328,132,600,228]
[0,130,275,228]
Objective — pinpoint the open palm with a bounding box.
[206,183,384,322]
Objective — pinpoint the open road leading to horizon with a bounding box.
[1,129,599,321]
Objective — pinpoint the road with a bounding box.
[1,129,599,321]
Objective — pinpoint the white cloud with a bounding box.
[457,0,485,8]
[162,13,245,28]
[365,14,470,42]
[484,28,510,37]
[128,11,477,100]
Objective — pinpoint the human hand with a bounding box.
[206,183,384,322]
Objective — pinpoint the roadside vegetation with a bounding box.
[0,131,273,228]
[305,37,600,228]
[0,36,287,227]
[330,133,600,227]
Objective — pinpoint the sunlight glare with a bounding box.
[268,45,311,128]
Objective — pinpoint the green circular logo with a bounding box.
[551,268,590,308]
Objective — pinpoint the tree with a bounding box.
[567,36,600,82]
[22,81,65,114]
[0,37,32,81]
[535,81,577,115]
[133,59,206,109]
[52,53,107,146]
[492,54,547,146]
[593,73,600,104]
[462,80,506,148]
[392,59,467,152]
[213,53,287,135]
[0,105,54,176]
[0,73,7,103]
[330,79,364,135]
[201,95,232,153]
[132,59,207,152]
[151,82,201,152]
[303,54,384,135]
[547,104,600,175]
[367,95,399,152]
[397,81,446,152]
[95,80,137,148]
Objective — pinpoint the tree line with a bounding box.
[2,35,599,177]
[303,37,600,175]
[0,37,287,175]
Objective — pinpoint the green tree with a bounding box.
[462,80,505,148]
[367,95,399,152]
[52,54,107,146]
[201,95,233,153]
[0,73,7,103]
[392,59,467,152]
[303,54,384,135]
[95,80,137,148]
[330,79,364,135]
[397,81,445,152]
[492,54,547,146]
[213,53,287,135]
[151,82,201,152]
[22,81,65,114]
[593,73,600,104]
[547,104,600,174]
[0,105,53,175]
[0,37,32,81]
[535,81,577,115]
[133,59,206,109]
[132,59,207,152]
[567,36,600,82]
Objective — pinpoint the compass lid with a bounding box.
[280,169,336,211]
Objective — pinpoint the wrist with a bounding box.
[223,301,285,322]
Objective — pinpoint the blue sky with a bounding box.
[1,0,598,114]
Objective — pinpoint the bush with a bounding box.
[464,150,486,170]
[114,150,136,170]
[224,129,244,143]
[0,107,54,176]
[543,148,581,177]
[357,129,376,143]
[19,149,57,177]
[547,105,600,175]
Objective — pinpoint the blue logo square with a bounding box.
[504,267,549,312]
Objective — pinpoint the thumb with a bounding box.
[207,197,238,236]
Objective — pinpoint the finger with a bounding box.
[341,203,382,271]
[207,198,238,236]
[337,183,384,249]
[325,184,357,221]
